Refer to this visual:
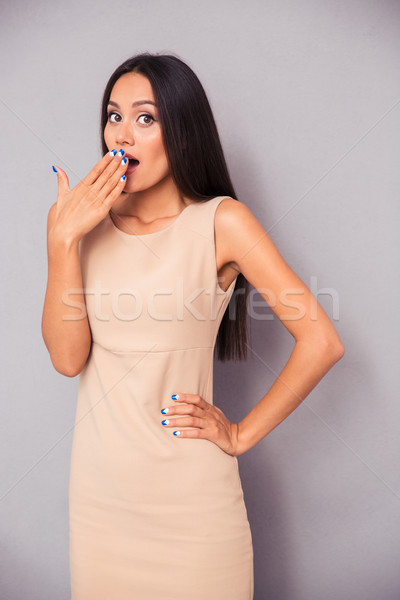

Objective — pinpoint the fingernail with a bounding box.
[52,165,58,173]
[110,149,117,156]
[122,157,127,164]
[117,149,125,157]
[120,175,126,181]
[173,431,181,436]
[161,408,169,414]
[161,419,170,425]
[171,394,180,400]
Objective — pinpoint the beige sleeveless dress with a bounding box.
[69,195,254,599]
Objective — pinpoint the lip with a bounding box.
[126,163,139,175]
[119,152,140,175]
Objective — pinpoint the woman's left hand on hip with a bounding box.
[161,393,239,456]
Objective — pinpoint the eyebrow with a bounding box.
[107,100,157,108]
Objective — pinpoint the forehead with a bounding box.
[110,72,154,102]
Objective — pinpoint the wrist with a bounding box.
[232,422,249,457]
[48,226,80,253]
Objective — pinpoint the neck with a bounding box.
[113,176,192,222]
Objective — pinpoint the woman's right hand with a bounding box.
[49,149,128,245]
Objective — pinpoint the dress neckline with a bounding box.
[108,201,196,238]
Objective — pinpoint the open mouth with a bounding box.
[127,158,140,174]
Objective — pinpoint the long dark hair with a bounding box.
[100,52,251,361]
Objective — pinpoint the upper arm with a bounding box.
[215,197,344,351]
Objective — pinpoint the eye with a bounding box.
[107,111,120,123]
[106,111,156,125]
[138,113,155,126]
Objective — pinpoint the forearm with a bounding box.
[41,234,91,377]
[235,339,344,456]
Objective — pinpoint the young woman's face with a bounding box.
[104,72,170,193]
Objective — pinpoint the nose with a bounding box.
[116,120,135,146]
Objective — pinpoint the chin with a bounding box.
[126,176,169,193]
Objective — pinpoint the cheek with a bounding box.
[144,131,167,161]
[103,126,112,149]
[154,145,169,174]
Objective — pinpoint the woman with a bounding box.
[42,52,345,599]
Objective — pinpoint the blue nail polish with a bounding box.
[161,408,169,414]
[120,175,126,181]
[110,149,117,156]
[161,419,170,425]
[171,394,180,400]
[122,157,127,164]
[173,431,181,436]
[52,165,58,173]
[117,149,125,157]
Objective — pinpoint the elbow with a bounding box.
[47,348,90,378]
[334,341,345,360]
[55,363,82,378]
[331,343,345,366]
[51,358,84,378]
[320,337,345,363]
[42,332,91,378]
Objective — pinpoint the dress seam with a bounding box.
[91,341,213,354]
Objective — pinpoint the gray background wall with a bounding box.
[1,0,399,598]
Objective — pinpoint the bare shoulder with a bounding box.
[215,196,257,227]
[214,196,345,352]
[214,196,267,271]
